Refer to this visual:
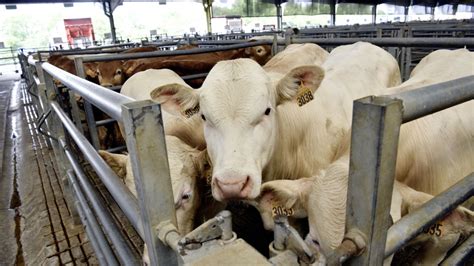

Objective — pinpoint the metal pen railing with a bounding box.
[32,57,178,265]
[341,75,474,265]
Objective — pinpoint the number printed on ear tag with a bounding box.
[272,205,294,217]
[296,83,314,107]
[422,221,444,237]
[182,104,200,118]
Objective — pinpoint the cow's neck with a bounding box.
[308,154,350,252]
[263,98,345,182]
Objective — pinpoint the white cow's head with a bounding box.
[99,135,211,234]
[150,58,324,201]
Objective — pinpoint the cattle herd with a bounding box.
[47,40,473,264]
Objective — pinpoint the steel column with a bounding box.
[276,3,282,31]
[372,4,377,25]
[103,0,117,43]
[345,96,403,265]
[122,100,178,266]
[203,0,213,34]
[74,57,101,149]
[330,0,336,26]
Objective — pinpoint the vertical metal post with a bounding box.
[276,3,282,30]
[345,96,403,265]
[68,90,85,135]
[330,0,336,26]
[404,6,409,22]
[103,0,117,43]
[122,100,178,266]
[43,71,81,224]
[74,57,100,149]
[372,4,377,25]
[203,0,213,34]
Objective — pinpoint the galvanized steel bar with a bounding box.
[35,42,136,55]
[49,101,144,237]
[70,187,108,265]
[440,234,474,266]
[80,40,273,62]
[67,90,85,134]
[181,73,208,81]
[122,100,178,266]
[73,57,101,149]
[387,75,474,123]
[42,62,133,121]
[290,37,474,48]
[385,173,474,258]
[345,96,403,265]
[63,143,140,265]
[66,170,119,265]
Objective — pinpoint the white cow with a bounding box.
[120,68,205,150]
[149,42,400,201]
[99,135,211,234]
[253,48,474,260]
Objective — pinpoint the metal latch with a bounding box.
[179,210,235,252]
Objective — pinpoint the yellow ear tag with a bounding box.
[182,104,200,118]
[296,82,314,107]
[422,221,444,237]
[272,205,294,217]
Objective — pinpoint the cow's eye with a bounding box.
[201,114,206,121]
[264,108,271,115]
[182,193,191,201]
[116,69,122,75]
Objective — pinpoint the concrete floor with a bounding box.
[0,75,97,265]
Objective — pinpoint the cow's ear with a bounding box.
[123,60,141,77]
[276,65,325,105]
[258,178,313,214]
[150,83,200,117]
[84,62,98,78]
[442,206,474,233]
[98,150,128,180]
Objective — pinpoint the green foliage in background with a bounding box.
[284,1,330,16]
[213,0,276,17]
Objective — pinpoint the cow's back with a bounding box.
[393,49,474,199]
[263,43,328,75]
[264,42,401,181]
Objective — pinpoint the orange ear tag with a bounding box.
[296,82,314,107]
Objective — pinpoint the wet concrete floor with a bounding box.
[0,75,96,265]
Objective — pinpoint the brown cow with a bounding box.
[123,42,273,88]
[86,46,160,87]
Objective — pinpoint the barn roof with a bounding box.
[0,0,473,6]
